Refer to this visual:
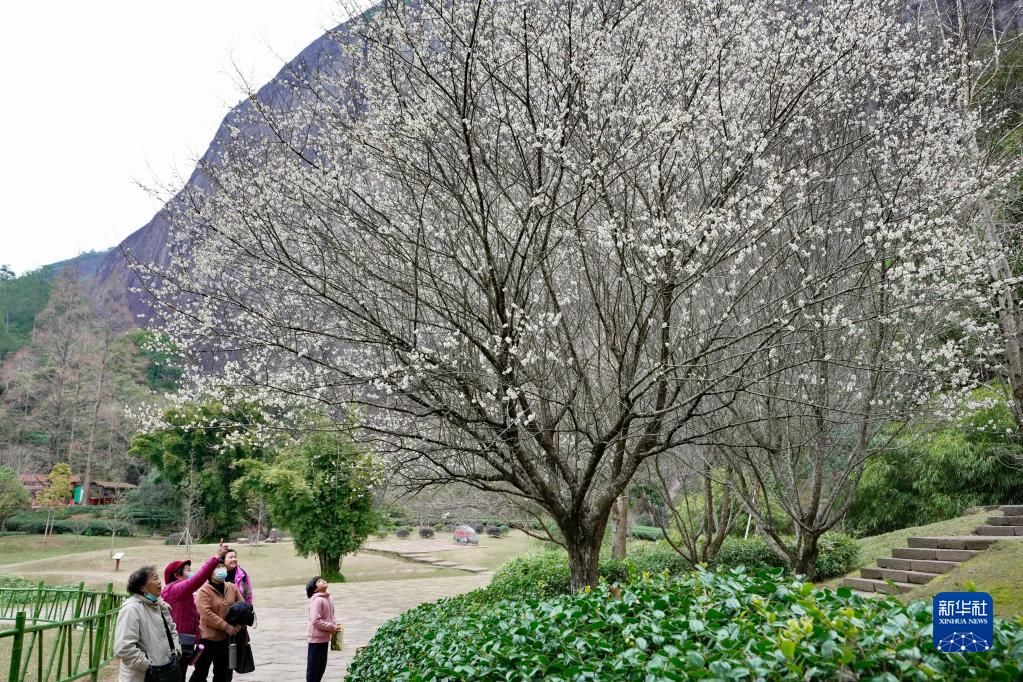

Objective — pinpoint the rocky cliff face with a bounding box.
[86,18,353,330]
[85,1,1023,330]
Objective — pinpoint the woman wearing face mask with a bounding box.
[222,549,253,605]
[162,541,229,681]
[114,565,181,682]
[191,561,244,682]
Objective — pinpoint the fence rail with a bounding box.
[0,584,123,682]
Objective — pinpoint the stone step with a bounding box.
[841,577,914,595]
[907,536,995,550]
[874,557,912,571]
[892,547,979,562]
[1000,505,1023,515]
[876,557,960,574]
[973,526,1021,536]
[860,567,939,584]
[985,516,1023,526]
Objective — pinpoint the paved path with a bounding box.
[238,572,491,681]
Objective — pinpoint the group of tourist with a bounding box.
[113,542,342,682]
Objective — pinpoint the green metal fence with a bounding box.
[0,584,124,682]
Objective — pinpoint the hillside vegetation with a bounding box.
[0,251,109,361]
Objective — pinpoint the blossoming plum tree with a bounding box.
[141,0,1002,590]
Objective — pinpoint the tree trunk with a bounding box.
[792,532,821,580]
[563,513,609,592]
[566,538,601,592]
[82,334,109,509]
[318,551,344,581]
[611,495,628,560]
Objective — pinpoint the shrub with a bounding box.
[498,525,510,536]
[488,550,571,599]
[0,576,39,589]
[395,528,410,539]
[714,533,860,579]
[627,524,665,541]
[5,516,135,537]
[484,525,502,538]
[347,569,1023,681]
[633,512,654,527]
[714,536,787,572]
[625,541,693,576]
[374,529,390,540]
[470,522,485,533]
[814,532,861,579]
[418,527,435,539]
[489,544,693,601]
[8,509,70,528]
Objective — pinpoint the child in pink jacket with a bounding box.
[305,576,340,682]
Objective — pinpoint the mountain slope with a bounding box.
[86,15,359,330]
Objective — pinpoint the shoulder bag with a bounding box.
[144,605,180,682]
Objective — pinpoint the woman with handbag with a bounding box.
[305,576,341,682]
[114,566,182,682]
[162,542,230,681]
[192,562,244,682]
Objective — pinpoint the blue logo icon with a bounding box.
[933,592,993,653]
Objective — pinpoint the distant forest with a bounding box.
[0,250,109,361]
[0,253,178,483]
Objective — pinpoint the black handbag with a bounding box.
[235,642,255,674]
[145,605,181,682]
[146,658,179,682]
[178,633,197,662]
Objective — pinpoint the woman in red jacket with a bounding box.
[161,542,228,681]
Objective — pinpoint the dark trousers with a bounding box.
[306,642,329,682]
[189,639,233,682]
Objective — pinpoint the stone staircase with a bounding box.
[841,505,1023,596]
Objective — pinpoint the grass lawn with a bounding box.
[898,539,1023,617]
[402,530,544,571]
[825,510,1023,617]
[849,510,990,570]
[0,534,164,568]
[0,531,542,591]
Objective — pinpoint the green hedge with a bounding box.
[487,550,575,599]
[490,533,858,604]
[488,542,693,600]
[5,516,135,537]
[714,533,860,580]
[347,569,1023,681]
[813,533,861,579]
[8,509,70,524]
[619,541,693,577]
[628,525,666,541]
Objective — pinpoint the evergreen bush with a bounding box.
[714,533,859,579]
[347,569,1023,681]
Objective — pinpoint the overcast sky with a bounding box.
[0,1,372,275]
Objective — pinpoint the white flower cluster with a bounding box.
[138,0,1005,513]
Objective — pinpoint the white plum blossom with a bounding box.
[136,0,1005,588]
